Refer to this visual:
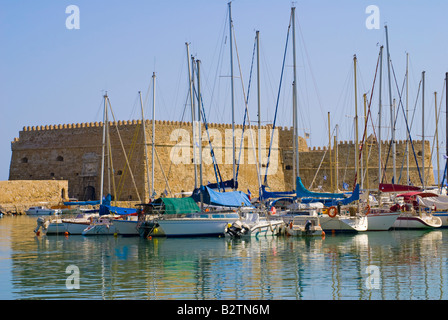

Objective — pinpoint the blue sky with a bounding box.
[1,0,447,181]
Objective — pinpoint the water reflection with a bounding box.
[1,216,448,300]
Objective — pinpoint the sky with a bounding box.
[1,0,448,182]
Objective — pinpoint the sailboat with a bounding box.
[255,6,366,232]
[148,56,243,237]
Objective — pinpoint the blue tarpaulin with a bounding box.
[192,186,252,207]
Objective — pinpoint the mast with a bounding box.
[228,1,236,189]
[406,53,410,184]
[139,91,151,201]
[335,124,339,191]
[435,91,440,189]
[378,46,384,184]
[291,6,299,190]
[328,112,332,192]
[354,55,359,187]
[422,71,425,188]
[100,93,107,204]
[363,93,368,190]
[197,59,204,212]
[256,30,262,189]
[385,25,396,182]
[446,72,448,189]
[152,72,156,198]
[186,43,198,189]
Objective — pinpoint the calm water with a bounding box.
[1,215,448,300]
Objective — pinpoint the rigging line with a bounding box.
[236,33,257,182]
[424,78,447,186]
[263,12,292,187]
[381,61,406,184]
[395,80,421,183]
[388,61,423,185]
[353,48,380,189]
[194,86,225,191]
[309,125,337,189]
[106,97,142,202]
[206,6,229,119]
[295,12,326,136]
[232,26,261,188]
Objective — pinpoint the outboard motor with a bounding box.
[304,220,312,234]
[225,220,250,238]
[34,216,49,235]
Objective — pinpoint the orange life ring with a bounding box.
[328,206,338,218]
[364,204,371,215]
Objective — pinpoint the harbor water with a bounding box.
[1,215,448,300]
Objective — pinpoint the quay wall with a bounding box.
[0,180,68,214]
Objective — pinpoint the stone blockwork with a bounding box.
[8,121,434,202]
[0,180,68,214]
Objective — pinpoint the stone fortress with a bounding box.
[7,119,434,206]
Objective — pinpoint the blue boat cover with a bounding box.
[260,177,359,205]
[99,194,137,216]
[192,186,252,207]
[296,177,355,199]
[64,194,111,206]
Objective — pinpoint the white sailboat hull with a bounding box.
[46,221,91,235]
[157,214,239,237]
[320,216,368,232]
[392,213,442,229]
[433,212,448,227]
[82,223,117,235]
[367,212,400,231]
[112,219,140,236]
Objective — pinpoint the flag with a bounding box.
[247,189,251,200]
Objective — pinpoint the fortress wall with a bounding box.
[9,121,291,201]
[8,121,434,202]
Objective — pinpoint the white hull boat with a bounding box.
[112,216,140,236]
[82,216,117,235]
[34,213,98,235]
[157,213,239,237]
[433,211,448,227]
[320,215,368,232]
[392,212,442,229]
[285,216,325,237]
[366,208,400,231]
[224,213,284,239]
[26,206,61,216]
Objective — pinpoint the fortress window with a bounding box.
[50,173,55,177]
[285,165,292,170]
[56,156,64,162]
[21,157,28,163]
[117,170,123,176]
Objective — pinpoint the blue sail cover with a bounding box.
[259,185,295,200]
[98,194,137,216]
[296,177,354,199]
[300,183,360,206]
[192,186,252,207]
[260,177,359,206]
